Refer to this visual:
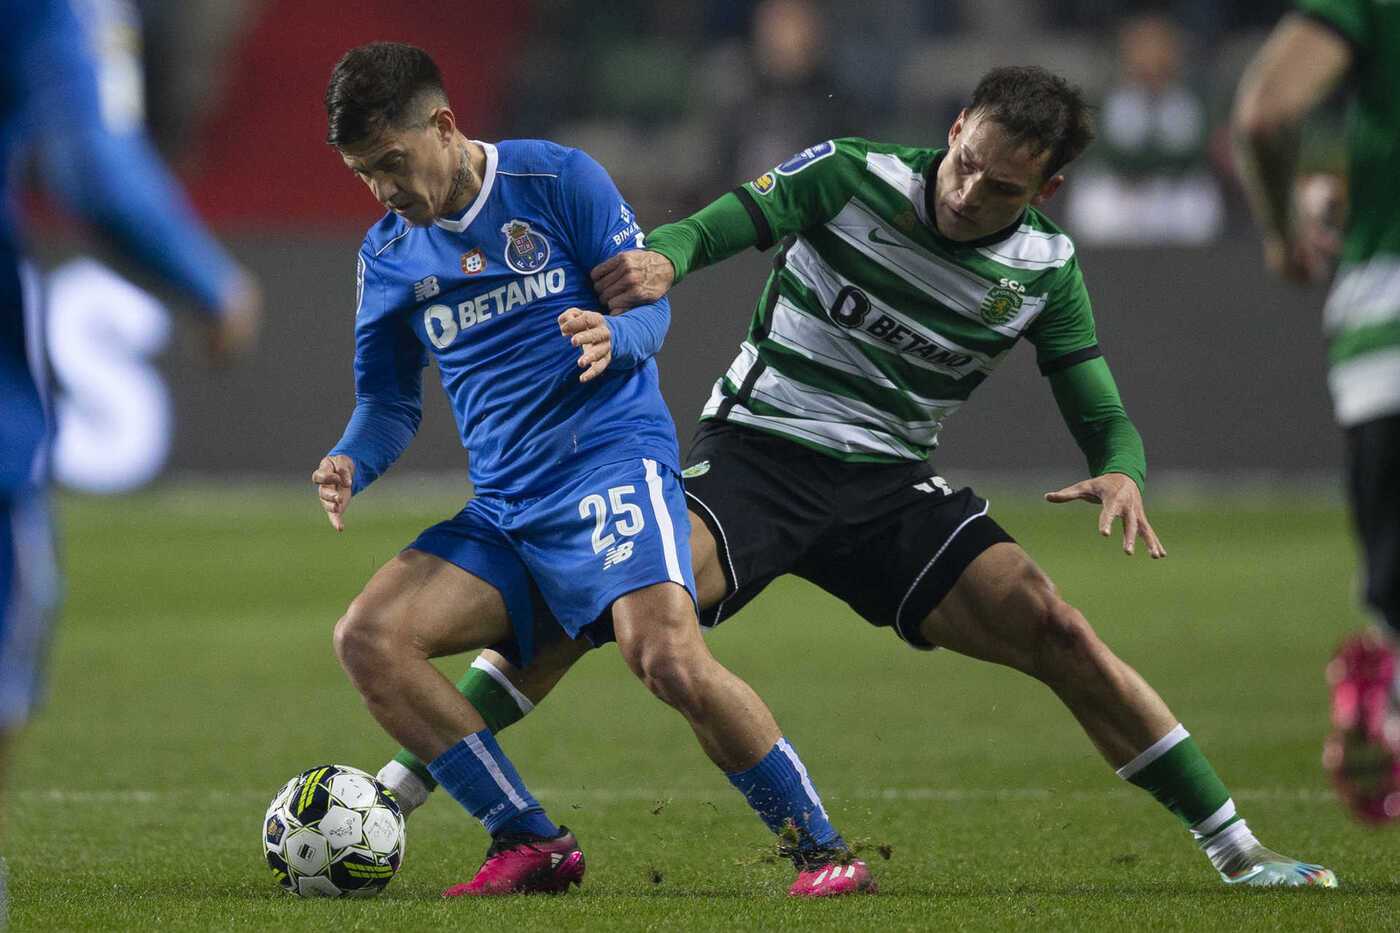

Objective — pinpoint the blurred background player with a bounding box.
[313,42,872,898]
[378,64,1336,889]
[0,0,260,919]
[1234,0,1400,822]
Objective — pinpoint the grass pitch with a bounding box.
[8,478,1398,930]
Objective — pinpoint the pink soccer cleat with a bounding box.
[784,848,877,897]
[442,826,585,896]
[1324,631,1400,823]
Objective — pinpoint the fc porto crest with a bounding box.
[979,277,1025,326]
[501,219,550,274]
[461,248,486,275]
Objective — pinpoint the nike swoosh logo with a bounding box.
[867,228,908,249]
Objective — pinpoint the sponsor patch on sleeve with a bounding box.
[775,141,835,176]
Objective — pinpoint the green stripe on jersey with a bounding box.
[707,137,1097,462]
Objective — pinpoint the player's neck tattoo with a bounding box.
[445,143,474,213]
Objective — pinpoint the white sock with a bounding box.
[1198,819,1263,873]
[376,760,430,817]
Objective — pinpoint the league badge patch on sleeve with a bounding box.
[750,172,777,195]
[501,220,550,274]
[461,248,486,275]
[776,141,835,176]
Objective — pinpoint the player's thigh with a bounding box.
[916,541,1062,671]
[346,548,513,658]
[611,579,708,672]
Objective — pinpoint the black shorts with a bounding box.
[682,419,1014,649]
[1346,412,1400,631]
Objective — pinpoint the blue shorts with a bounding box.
[1,487,60,732]
[409,457,696,665]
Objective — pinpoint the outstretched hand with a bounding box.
[590,250,676,312]
[312,454,354,531]
[1045,472,1166,558]
[558,308,612,382]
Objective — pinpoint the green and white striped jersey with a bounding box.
[1298,0,1400,425]
[652,138,1100,463]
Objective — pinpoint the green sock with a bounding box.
[391,658,533,791]
[1115,724,1241,838]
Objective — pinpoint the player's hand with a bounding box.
[590,250,676,313]
[204,270,263,366]
[558,309,612,382]
[1045,472,1166,559]
[1265,173,1344,287]
[312,454,355,531]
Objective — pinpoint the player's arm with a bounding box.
[1041,356,1164,559]
[1232,11,1354,285]
[1028,258,1163,558]
[22,0,259,361]
[555,148,673,380]
[315,254,426,530]
[592,139,860,310]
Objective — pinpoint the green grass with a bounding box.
[8,482,1399,930]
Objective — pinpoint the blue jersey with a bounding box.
[330,140,679,499]
[1,0,238,493]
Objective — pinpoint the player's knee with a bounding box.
[1017,584,1102,685]
[618,636,706,712]
[333,598,396,679]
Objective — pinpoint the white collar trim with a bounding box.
[434,141,497,233]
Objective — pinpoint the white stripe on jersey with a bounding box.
[784,240,996,379]
[864,152,928,221]
[1328,346,1400,426]
[702,381,924,460]
[977,225,1076,271]
[824,201,1048,338]
[1324,255,1400,334]
[720,343,957,447]
[642,458,685,586]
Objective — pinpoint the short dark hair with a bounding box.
[966,66,1095,178]
[324,42,448,147]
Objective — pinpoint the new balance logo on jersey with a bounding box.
[413,275,441,301]
[422,268,567,350]
[603,541,634,568]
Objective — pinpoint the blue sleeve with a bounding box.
[607,298,670,369]
[21,0,237,313]
[557,147,669,367]
[327,253,427,495]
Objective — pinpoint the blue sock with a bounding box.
[727,737,843,852]
[427,729,558,838]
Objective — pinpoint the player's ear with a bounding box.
[1031,173,1064,206]
[430,106,457,144]
[947,108,969,147]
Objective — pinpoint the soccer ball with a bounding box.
[263,764,406,898]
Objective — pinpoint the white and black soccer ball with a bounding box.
[262,764,406,898]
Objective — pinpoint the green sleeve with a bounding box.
[645,139,866,284]
[644,192,760,285]
[1046,356,1147,492]
[1295,0,1369,50]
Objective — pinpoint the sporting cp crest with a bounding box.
[979,280,1024,325]
[501,220,550,274]
[461,248,486,275]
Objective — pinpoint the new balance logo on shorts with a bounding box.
[603,541,634,568]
